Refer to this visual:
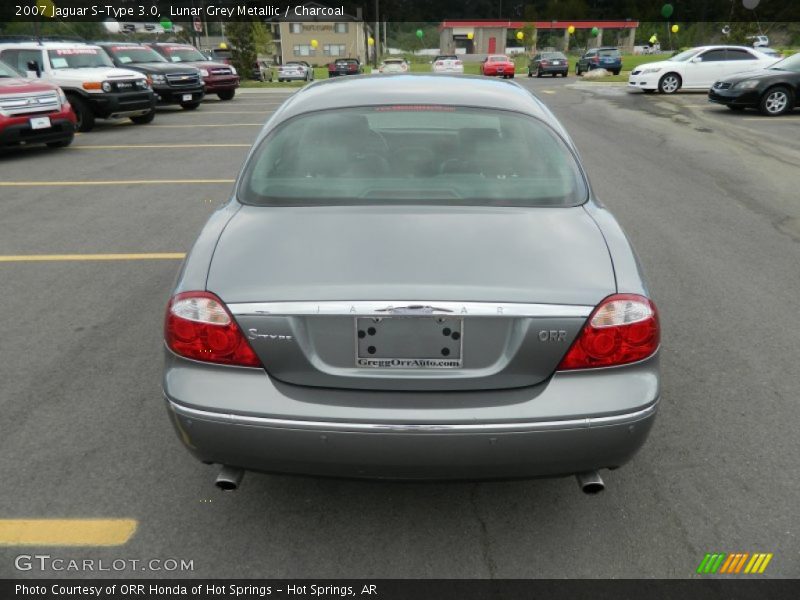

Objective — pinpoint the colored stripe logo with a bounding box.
[697,552,773,574]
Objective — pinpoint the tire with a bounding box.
[527,70,532,78]
[509,73,515,79]
[46,135,74,148]
[658,73,681,94]
[536,69,542,78]
[217,89,235,101]
[562,72,568,77]
[180,101,201,110]
[130,110,155,125]
[576,66,582,76]
[759,86,793,116]
[613,70,620,76]
[69,95,95,132]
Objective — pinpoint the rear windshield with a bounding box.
[598,49,620,57]
[238,106,587,207]
[47,47,113,69]
[435,55,458,61]
[489,56,509,62]
[336,59,358,65]
[542,53,566,59]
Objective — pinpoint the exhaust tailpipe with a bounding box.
[576,471,605,494]
[215,465,244,491]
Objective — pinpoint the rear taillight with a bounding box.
[557,294,659,370]
[592,56,600,64]
[435,61,443,66]
[164,291,262,367]
[455,60,462,66]
[327,63,335,72]
[541,60,549,65]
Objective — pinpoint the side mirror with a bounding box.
[690,56,702,63]
[26,60,42,78]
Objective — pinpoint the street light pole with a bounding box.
[373,0,379,68]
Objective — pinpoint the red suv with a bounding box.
[0,60,75,148]
[145,43,239,101]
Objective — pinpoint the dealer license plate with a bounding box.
[29,116,51,130]
[355,316,463,369]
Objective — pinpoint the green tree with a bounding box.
[251,21,273,58]
[225,21,256,79]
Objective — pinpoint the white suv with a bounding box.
[0,41,156,131]
[747,35,769,48]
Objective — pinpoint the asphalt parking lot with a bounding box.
[1,79,798,579]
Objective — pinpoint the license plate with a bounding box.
[552,61,561,65]
[182,94,192,101]
[29,116,51,130]
[355,316,463,368]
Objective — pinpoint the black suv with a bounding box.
[95,42,204,110]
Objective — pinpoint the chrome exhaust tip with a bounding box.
[576,471,605,494]
[215,465,244,491]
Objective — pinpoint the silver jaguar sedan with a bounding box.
[163,75,660,492]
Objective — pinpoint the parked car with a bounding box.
[480,54,516,78]
[163,75,660,492]
[528,51,569,77]
[627,45,779,94]
[709,52,800,116]
[277,61,313,82]
[145,43,239,101]
[576,47,622,76]
[95,43,204,110]
[252,60,273,82]
[328,58,362,77]
[0,59,76,148]
[0,40,155,131]
[378,58,409,74]
[431,55,463,74]
[747,35,769,48]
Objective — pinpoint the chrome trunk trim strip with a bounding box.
[227,301,594,318]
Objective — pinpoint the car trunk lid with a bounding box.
[207,205,615,390]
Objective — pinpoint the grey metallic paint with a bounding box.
[163,75,660,480]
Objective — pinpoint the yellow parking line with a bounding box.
[741,117,798,122]
[193,110,272,114]
[0,253,185,262]
[147,123,262,128]
[0,519,137,546]
[0,179,234,186]
[69,144,250,150]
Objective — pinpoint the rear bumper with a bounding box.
[277,72,308,80]
[163,351,660,480]
[0,115,75,146]
[167,398,657,479]
[536,65,568,74]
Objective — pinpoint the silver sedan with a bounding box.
[163,75,660,492]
